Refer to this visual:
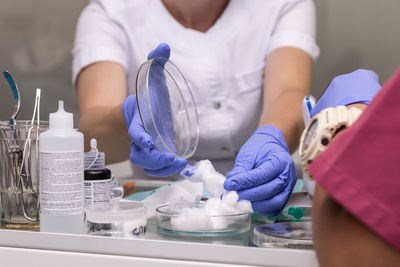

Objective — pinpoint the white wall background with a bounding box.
[313,0,400,96]
[0,0,399,124]
[0,0,87,123]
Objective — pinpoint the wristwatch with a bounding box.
[299,105,363,180]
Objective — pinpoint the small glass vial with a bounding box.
[84,139,112,207]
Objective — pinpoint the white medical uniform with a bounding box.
[73,0,319,176]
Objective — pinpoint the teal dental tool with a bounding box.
[3,70,21,126]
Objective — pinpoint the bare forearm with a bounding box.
[77,62,130,163]
[313,185,400,267]
[260,47,312,153]
[79,103,129,163]
[259,89,307,153]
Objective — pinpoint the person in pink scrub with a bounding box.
[309,69,400,266]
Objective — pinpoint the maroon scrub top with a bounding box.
[309,68,400,252]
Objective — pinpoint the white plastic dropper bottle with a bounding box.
[40,100,84,234]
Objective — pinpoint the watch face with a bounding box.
[302,119,318,152]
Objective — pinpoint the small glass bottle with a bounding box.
[84,139,112,207]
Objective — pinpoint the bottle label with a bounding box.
[86,220,147,238]
[40,151,83,215]
[84,178,112,206]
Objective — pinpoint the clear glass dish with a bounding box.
[136,57,199,158]
[252,221,313,249]
[156,203,251,237]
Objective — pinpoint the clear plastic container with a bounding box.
[85,201,147,238]
[252,221,313,249]
[156,203,251,236]
[85,178,147,238]
[136,57,199,158]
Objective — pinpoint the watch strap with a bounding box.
[300,106,362,180]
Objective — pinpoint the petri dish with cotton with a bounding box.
[156,203,251,237]
[136,57,199,158]
[252,221,313,249]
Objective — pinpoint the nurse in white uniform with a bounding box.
[73,0,319,215]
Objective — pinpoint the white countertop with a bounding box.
[0,227,318,266]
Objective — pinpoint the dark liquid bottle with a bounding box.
[84,139,112,207]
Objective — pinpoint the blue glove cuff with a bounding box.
[253,125,289,153]
[122,95,136,129]
[310,69,381,117]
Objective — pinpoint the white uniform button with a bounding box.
[220,146,229,151]
[213,102,221,109]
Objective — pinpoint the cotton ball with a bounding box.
[182,207,206,216]
[198,160,215,176]
[186,160,217,183]
[215,191,240,215]
[191,207,207,216]
[206,198,234,215]
[171,214,212,231]
[204,198,222,213]
[180,207,193,215]
[218,202,238,215]
[171,216,189,230]
[222,191,239,206]
[168,186,201,204]
[204,173,225,198]
[169,160,253,232]
[210,217,229,230]
[237,200,253,213]
[194,160,214,179]
[192,160,226,198]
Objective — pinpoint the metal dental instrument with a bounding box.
[0,70,23,222]
[14,89,42,222]
[1,71,42,222]
[1,70,22,192]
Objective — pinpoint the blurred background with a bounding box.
[0,0,399,135]
[0,0,86,123]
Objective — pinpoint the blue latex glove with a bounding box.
[122,43,187,177]
[310,69,381,117]
[224,125,297,216]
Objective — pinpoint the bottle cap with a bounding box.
[85,138,105,170]
[84,169,111,180]
[49,100,73,130]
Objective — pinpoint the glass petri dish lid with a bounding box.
[252,221,313,249]
[136,57,199,158]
